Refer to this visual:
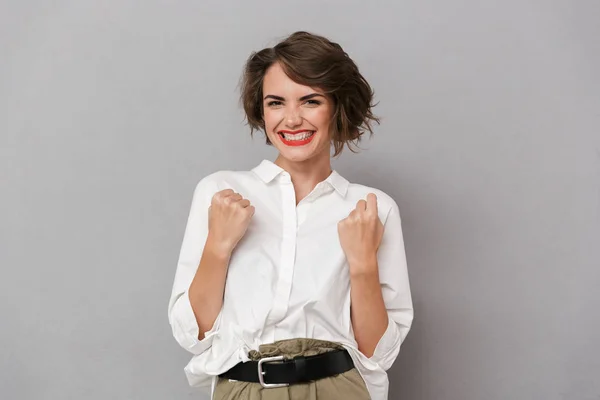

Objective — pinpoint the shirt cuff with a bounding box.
[170,290,221,355]
[368,314,402,370]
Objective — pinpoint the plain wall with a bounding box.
[1,1,598,399]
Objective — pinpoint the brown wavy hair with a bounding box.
[240,31,380,157]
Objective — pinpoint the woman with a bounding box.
[168,31,413,400]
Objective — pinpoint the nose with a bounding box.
[285,106,302,128]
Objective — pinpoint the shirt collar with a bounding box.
[252,159,285,183]
[252,159,349,197]
[325,169,349,197]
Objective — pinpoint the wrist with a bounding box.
[349,269,380,281]
[347,254,379,279]
[205,233,234,260]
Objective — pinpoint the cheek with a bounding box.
[262,110,279,130]
[310,108,333,130]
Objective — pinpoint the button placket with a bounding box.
[265,174,297,335]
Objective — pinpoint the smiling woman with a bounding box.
[241,31,380,159]
[167,31,413,400]
[261,63,332,157]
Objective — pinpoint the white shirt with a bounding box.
[168,159,413,400]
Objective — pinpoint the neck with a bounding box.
[275,155,332,182]
[274,153,333,203]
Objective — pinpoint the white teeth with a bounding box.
[281,131,314,141]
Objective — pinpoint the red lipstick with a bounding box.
[277,130,316,147]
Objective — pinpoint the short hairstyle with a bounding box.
[240,31,380,157]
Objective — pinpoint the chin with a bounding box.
[278,150,314,163]
[280,147,330,164]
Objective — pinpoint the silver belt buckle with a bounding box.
[257,355,289,388]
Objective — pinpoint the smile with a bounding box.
[277,130,316,146]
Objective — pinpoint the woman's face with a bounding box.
[262,62,333,165]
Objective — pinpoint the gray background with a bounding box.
[1,1,598,399]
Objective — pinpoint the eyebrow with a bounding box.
[263,93,326,101]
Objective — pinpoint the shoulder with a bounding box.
[193,169,258,194]
[346,182,398,209]
[346,182,401,222]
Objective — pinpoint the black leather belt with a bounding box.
[219,349,355,388]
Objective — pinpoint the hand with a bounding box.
[337,193,384,274]
[207,189,255,255]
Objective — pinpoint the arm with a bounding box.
[349,198,414,368]
[189,236,232,339]
[167,177,225,354]
[168,178,254,355]
[349,260,389,358]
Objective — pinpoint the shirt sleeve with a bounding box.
[167,176,221,355]
[369,198,414,370]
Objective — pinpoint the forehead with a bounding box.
[263,62,322,96]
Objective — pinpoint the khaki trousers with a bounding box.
[213,338,371,400]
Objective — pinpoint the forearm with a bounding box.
[349,257,389,358]
[188,233,232,340]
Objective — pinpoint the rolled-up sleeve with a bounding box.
[369,198,414,370]
[167,176,220,355]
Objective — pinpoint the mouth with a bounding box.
[277,130,316,146]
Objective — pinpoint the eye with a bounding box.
[305,99,321,106]
[267,100,283,107]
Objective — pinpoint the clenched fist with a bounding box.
[207,189,255,255]
[338,193,384,274]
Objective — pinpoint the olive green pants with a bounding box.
[213,339,371,400]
